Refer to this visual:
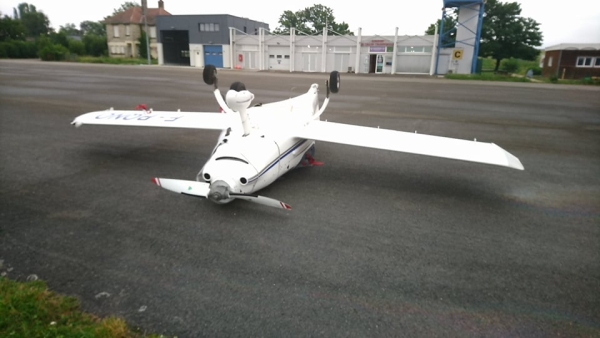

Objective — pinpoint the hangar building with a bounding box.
[155,15,269,67]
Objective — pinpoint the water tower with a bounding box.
[435,0,485,74]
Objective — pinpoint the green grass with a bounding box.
[445,73,532,82]
[479,57,540,75]
[0,277,165,338]
[71,56,158,65]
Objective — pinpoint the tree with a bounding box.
[59,23,80,36]
[0,15,26,41]
[138,27,148,59]
[479,0,542,71]
[425,0,542,71]
[80,20,105,36]
[14,3,51,37]
[274,5,352,35]
[425,12,457,47]
[112,1,139,16]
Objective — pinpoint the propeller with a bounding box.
[151,178,291,210]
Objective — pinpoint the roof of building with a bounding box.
[104,6,171,25]
[544,43,600,51]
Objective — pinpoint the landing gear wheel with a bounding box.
[203,65,217,85]
[329,71,340,93]
[230,81,246,91]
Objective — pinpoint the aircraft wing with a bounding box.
[71,110,235,130]
[294,120,524,170]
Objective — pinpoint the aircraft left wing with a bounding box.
[294,120,524,170]
[71,110,235,130]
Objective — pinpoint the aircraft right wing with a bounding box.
[71,109,237,130]
[294,120,524,170]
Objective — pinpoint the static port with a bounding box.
[240,177,248,185]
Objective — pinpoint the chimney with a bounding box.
[158,0,164,9]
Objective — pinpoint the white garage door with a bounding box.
[268,47,290,71]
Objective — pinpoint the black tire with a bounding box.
[329,70,340,93]
[203,65,217,85]
[229,81,246,91]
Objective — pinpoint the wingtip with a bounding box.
[151,177,160,186]
[281,202,292,210]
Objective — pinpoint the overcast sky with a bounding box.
[1,0,599,48]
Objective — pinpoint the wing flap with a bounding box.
[295,121,524,170]
[71,110,235,130]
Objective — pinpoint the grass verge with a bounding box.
[445,73,532,82]
[71,56,158,65]
[0,277,164,337]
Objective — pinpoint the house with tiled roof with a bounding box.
[104,0,171,58]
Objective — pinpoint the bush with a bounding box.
[530,66,542,76]
[68,39,85,56]
[0,40,37,58]
[549,75,559,83]
[82,34,107,57]
[501,58,519,73]
[38,43,69,61]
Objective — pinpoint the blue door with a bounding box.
[204,45,223,68]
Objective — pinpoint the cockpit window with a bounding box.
[216,156,248,164]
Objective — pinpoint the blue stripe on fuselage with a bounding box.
[249,140,309,183]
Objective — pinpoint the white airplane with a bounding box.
[71,66,524,210]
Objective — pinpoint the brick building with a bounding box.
[541,43,600,79]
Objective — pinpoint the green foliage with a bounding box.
[274,4,352,35]
[75,56,158,64]
[59,23,80,36]
[82,34,107,56]
[0,15,27,41]
[0,277,165,337]
[529,66,542,76]
[549,75,558,83]
[50,31,69,48]
[425,10,457,47]
[426,0,543,71]
[38,43,69,61]
[0,40,37,58]
[480,0,542,71]
[111,1,139,16]
[445,73,532,82]
[80,20,106,36]
[138,27,148,59]
[15,3,51,37]
[68,39,85,55]
[501,58,519,73]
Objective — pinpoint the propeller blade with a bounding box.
[230,193,292,210]
[152,178,210,198]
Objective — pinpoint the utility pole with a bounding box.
[142,0,151,65]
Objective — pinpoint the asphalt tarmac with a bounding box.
[1,60,599,337]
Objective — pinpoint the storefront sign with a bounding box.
[369,46,386,53]
[362,39,394,48]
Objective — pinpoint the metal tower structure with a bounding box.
[435,0,485,75]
